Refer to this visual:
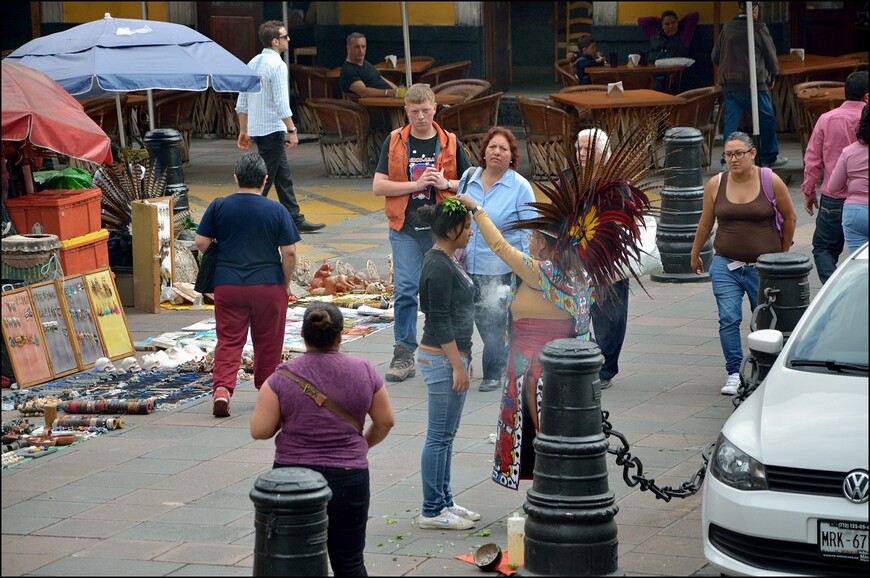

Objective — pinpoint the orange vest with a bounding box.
[384,121,459,231]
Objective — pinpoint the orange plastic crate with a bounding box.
[5,188,102,241]
[59,229,109,276]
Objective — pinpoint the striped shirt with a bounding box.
[236,49,293,137]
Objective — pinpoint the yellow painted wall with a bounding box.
[617,2,739,25]
[338,2,455,26]
[63,2,168,23]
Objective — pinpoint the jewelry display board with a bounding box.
[1,287,53,388]
[83,267,134,360]
[60,274,105,368]
[30,280,82,377]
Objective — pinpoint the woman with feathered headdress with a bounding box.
[455,110,665,490]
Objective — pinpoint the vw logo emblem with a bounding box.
[843,470,869,504]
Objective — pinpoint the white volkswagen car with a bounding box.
[702,244,869,576]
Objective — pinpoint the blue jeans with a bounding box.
[813,195,845,284]
[591,279,630,381]
[273,464,370,577]
[472,273,512,381]
[417,350,470,518]
[253,132,303,223]
[842,203,869,255]
[722,91,779,165]
[710,255,759,375]
[388,229,433,354]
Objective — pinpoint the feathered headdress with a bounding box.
[509,107,669,296]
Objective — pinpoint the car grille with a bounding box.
[766,465,847,497]
[708,523,869,576]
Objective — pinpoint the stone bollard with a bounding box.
[519,339,621,577]
[652,127,712,283]
[249,467,332,576]
[144,128,190,216]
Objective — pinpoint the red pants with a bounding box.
[213,284,287,394]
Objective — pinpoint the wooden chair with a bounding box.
[793,81,846,155]
[673,87,724,168]
[417,60,472,86]
[435,92,503,166]
[554,1,592,76]
[558,84,606,130]
[287,64,335,135]
[432,79,492,102]
[307,98,371,178]
[588,69,656,90]
[83,94,127,146]
[516,96,580,181]
[555,56,579,88]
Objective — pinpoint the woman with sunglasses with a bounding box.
[690,131,796,396]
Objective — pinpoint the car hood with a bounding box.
[723,370,869,471]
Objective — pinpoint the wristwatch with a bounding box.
[287,127,298,134]
[470,205,481,216]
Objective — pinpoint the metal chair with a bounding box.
[516,96,580,180]
[435,92,503,165]
[793,81,846,156]
[288,64,336,135]
[431,79,492,102]
[673,86,724,168]
[417,60,472,86]
[307,98,371,178]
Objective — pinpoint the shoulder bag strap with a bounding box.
[275,368,363,435]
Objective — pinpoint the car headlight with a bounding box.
[710,433,769,490]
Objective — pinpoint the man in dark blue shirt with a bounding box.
[340,32,399,98]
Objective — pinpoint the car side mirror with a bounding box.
[748,329,783,357]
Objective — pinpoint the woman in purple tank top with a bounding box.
[251,302,395,576]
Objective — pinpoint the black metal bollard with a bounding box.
[144,128,190,216]
[249,467,332,576]
[752,252,813,341]
[652,127,712,283]
[520,339,621,577]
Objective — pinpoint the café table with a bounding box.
[794,85,847,153]
[549,89,685,148]
[772,53,859,132]
[588,63,686,93]
[356,93,466,169]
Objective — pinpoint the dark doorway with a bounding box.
[196,2,263,63]
[484,2,512,93]
[790,1,859,56]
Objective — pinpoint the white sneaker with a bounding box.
[721,373,740,395]
[418,510,475,530]
[445,503,482,521]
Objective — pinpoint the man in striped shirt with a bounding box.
[237,20,324,232]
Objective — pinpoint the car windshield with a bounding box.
[787,260,869,373]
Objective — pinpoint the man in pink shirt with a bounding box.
[802,71,868,283]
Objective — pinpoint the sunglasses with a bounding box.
[277,34,290,40]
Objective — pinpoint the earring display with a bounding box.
[1,288,53,388]
[83,267,134,360]
[29,280,82,377]
[60,274,105,368]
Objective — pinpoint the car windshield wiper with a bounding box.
[789,359,869,373]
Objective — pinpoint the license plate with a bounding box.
[817,519,869,562]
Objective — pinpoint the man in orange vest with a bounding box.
[372,83,473,382]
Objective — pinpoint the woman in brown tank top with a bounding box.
[690,131,796,395]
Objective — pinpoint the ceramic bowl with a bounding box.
[473,542,503,571]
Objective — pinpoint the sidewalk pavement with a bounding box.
[2,131,825,576]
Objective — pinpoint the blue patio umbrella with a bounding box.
[7,13,262,148]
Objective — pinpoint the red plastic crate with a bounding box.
[5,188,102,241]
[59,229,109,276]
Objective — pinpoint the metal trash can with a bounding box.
[249,467,332,577]
[144,128,189,215]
